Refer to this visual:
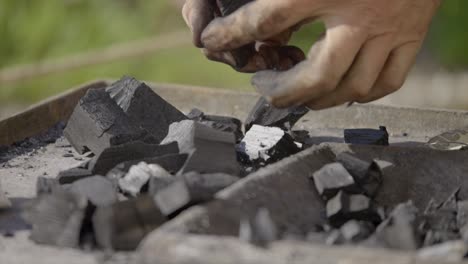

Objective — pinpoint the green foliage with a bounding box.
[0,0,467,105]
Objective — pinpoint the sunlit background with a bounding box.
[0,0,467,118]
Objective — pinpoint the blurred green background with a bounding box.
[0,0,467,113]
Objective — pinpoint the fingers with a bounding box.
[357,41,422,103]
[253,23,367,108]
[201,0,310,51]
[183,0,216,48]
[305,34,393,110]
[203,45,305,73]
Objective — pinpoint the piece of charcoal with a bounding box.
[326,191,381,227]
[153,180,192,216]
[374,201,422,250]
[236,125,301,165]
[0,181,11,209]
[22,189,88,248]
[312,163,360,200]
[344,126,389,146]
[69,176,117,207]
[336,152,383,197]
[245,97,309,131]
[93,195,165,251]
[420,196,459,246]
[64,88,149,155]
[187,108,243,142]
[57,160,93,184]
[239,208,277,247]
[106,153,188,181]
[161,120,239,175]
[36,177,60,195]
[339,220,374,243]
[119,162,172,197]
[182,172,239,201]
[106,76,187,142]
[89,141,178,175]
[216,0,253,16]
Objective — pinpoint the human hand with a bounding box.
[196,0,441,109]
[182,0,305,73]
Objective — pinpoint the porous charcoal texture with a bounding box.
[187,108,243,142]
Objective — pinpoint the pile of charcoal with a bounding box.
[22,76,315,251]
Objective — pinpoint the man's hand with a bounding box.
[184,0,441,109]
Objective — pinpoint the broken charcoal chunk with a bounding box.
[344,126,389,146]
[118,162,172,197]
[36,177,60,195]
[421,196,459,246]
[106,76,187,142]
[339,220,374,243]
[312,163,360,200]
[236,125,301,165]
[153,180,191,216]
[245,97,309,131]
[239,208,278,247]
[161,120,239,175]
[93,195,165,251]
[22,189,88,248]
[0,181,11,209]
[326,191,381,227]
[336,152,383,197]
[106,153,188,181]
[90,141,178,175]
[64,88,149,155]
[187,108,243,142]
[70,176,117,206]
[374,201,422,250]
[56,160,93,184]
[182,172,239,202]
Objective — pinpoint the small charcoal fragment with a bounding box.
[36,177,60,195]
[239,208,277,247]
[237,125,301,165]
[216,0,253,16]
[64,88,149,155]
[421,195,459,246]
[344,126,389,146]
[245,97,309,131]
[70,176,117,206]
[93,195,165,251]
[23,189,88,248]
[336,153,383,197]
[153,180,192,216]
[0,181,11,209]
[326,191,380,227]
[56,161,93,184]
[106,153,188,181]
[119,162,172,197]
[339,220,374,243]
[90,141,178,176]
[374,201,422,250]
[312,163,359,200]
[161,120,239,175]
[106,76,187,142]
[187,108,243,142]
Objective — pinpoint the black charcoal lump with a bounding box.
[312,163,359,200]
[23,189,88,248]
[106,76,187,143]
[344,126,389,146]
[236,125,301,165]
[161,120,239,175]
[244,97,309,131]
[326,191,381,227]
[64,88,149,155]
[118,162,172,197]
[187,108,243,142]
[336,152,383,197]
